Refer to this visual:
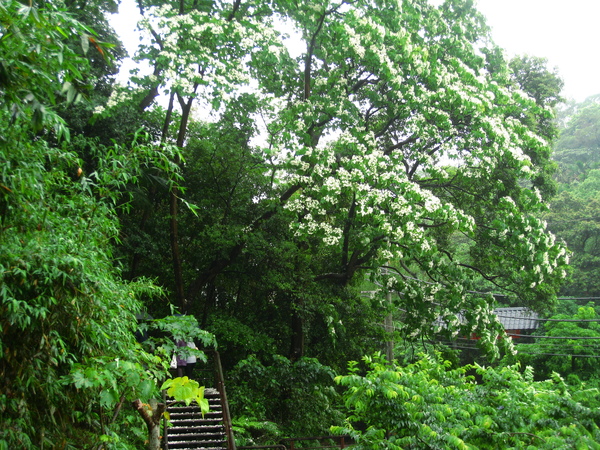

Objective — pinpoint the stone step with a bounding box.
[163,352,232,449]
[169,412,224,422]
[168,404,222,412]
[169,419,225,428]
[170,424,224,432]
[167,443,226,450]
[167,434,227,448]
[166,390,227,450]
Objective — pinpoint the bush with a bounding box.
[333,353,600,449]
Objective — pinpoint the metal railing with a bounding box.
[213,350,236,450]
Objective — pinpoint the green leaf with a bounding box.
[80,34,89,54]
[99,389,118,408]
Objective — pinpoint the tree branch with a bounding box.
[186,183,303,300]
[227,0,242,22]
[132,399,165,450]
[341,194,356,269]
[384,135,418,156]
[303,10,327,101]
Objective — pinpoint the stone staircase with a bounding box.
[166,387,228,449]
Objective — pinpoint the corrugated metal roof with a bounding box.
[435,307,540,331]
[494,307,539,330]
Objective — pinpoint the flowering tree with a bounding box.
[109,0,569,357]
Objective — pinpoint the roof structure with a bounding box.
[434,307,540,332]
[493,307,539,331]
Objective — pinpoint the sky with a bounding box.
[110,0,600,103]
[475,0,600,102]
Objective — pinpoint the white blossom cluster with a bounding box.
[117,0,571,349]
[93,85,138,115]
[489,197,570,289]
[134,4,283,104]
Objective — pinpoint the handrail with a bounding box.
[213,350,237,450]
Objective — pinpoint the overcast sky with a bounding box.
[476,0,600,102]
[111,0,600,103]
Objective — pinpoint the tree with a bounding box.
[544,170,600,297]
[106,0,569,365]
[513,303,600,383]
[228,355,344,440]
[0,0,94,136]
[0,2,208,447]
[508,55,563,199]
[509,56,564,115]
[553,100,600,184]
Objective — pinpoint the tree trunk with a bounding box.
[170,96,194,312]
[290,304,304,362]
[132,398,165,450]
[170,189,186,311]
[384,300,394,364]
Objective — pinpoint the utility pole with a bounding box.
[384,288,394,364]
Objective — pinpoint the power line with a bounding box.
[518,341,600,347]
[452,337,600,348]
[494,314,600,323]
[430,340,600,358]
[515,351,600,359]
[447,333,600,340]
[507,333,600,340]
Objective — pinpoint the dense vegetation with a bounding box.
[1,0,598,448]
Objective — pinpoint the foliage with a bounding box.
[232,416,283,448]
[545,94,600,301]
[509,56,564,112]
[554,101,600,184]
[512,303,600,383]
[0,110,164,447]
[228,355,344,441]
[0,0,111,136]
[161,377,209,413]
[141,313,217,361]
[108,0,571,368]
[544,169,600,297]
[0,124,204,446]
[333,353,600,449]
[508,55,563,198]
[0,1,209,447]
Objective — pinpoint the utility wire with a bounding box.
[494,314,600,322]
[518,345,600,351]
[507,333,600,340]
[514,351,600,359]
[447,333,600,340]
[432,340,600,358]
[453,337,600,348]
